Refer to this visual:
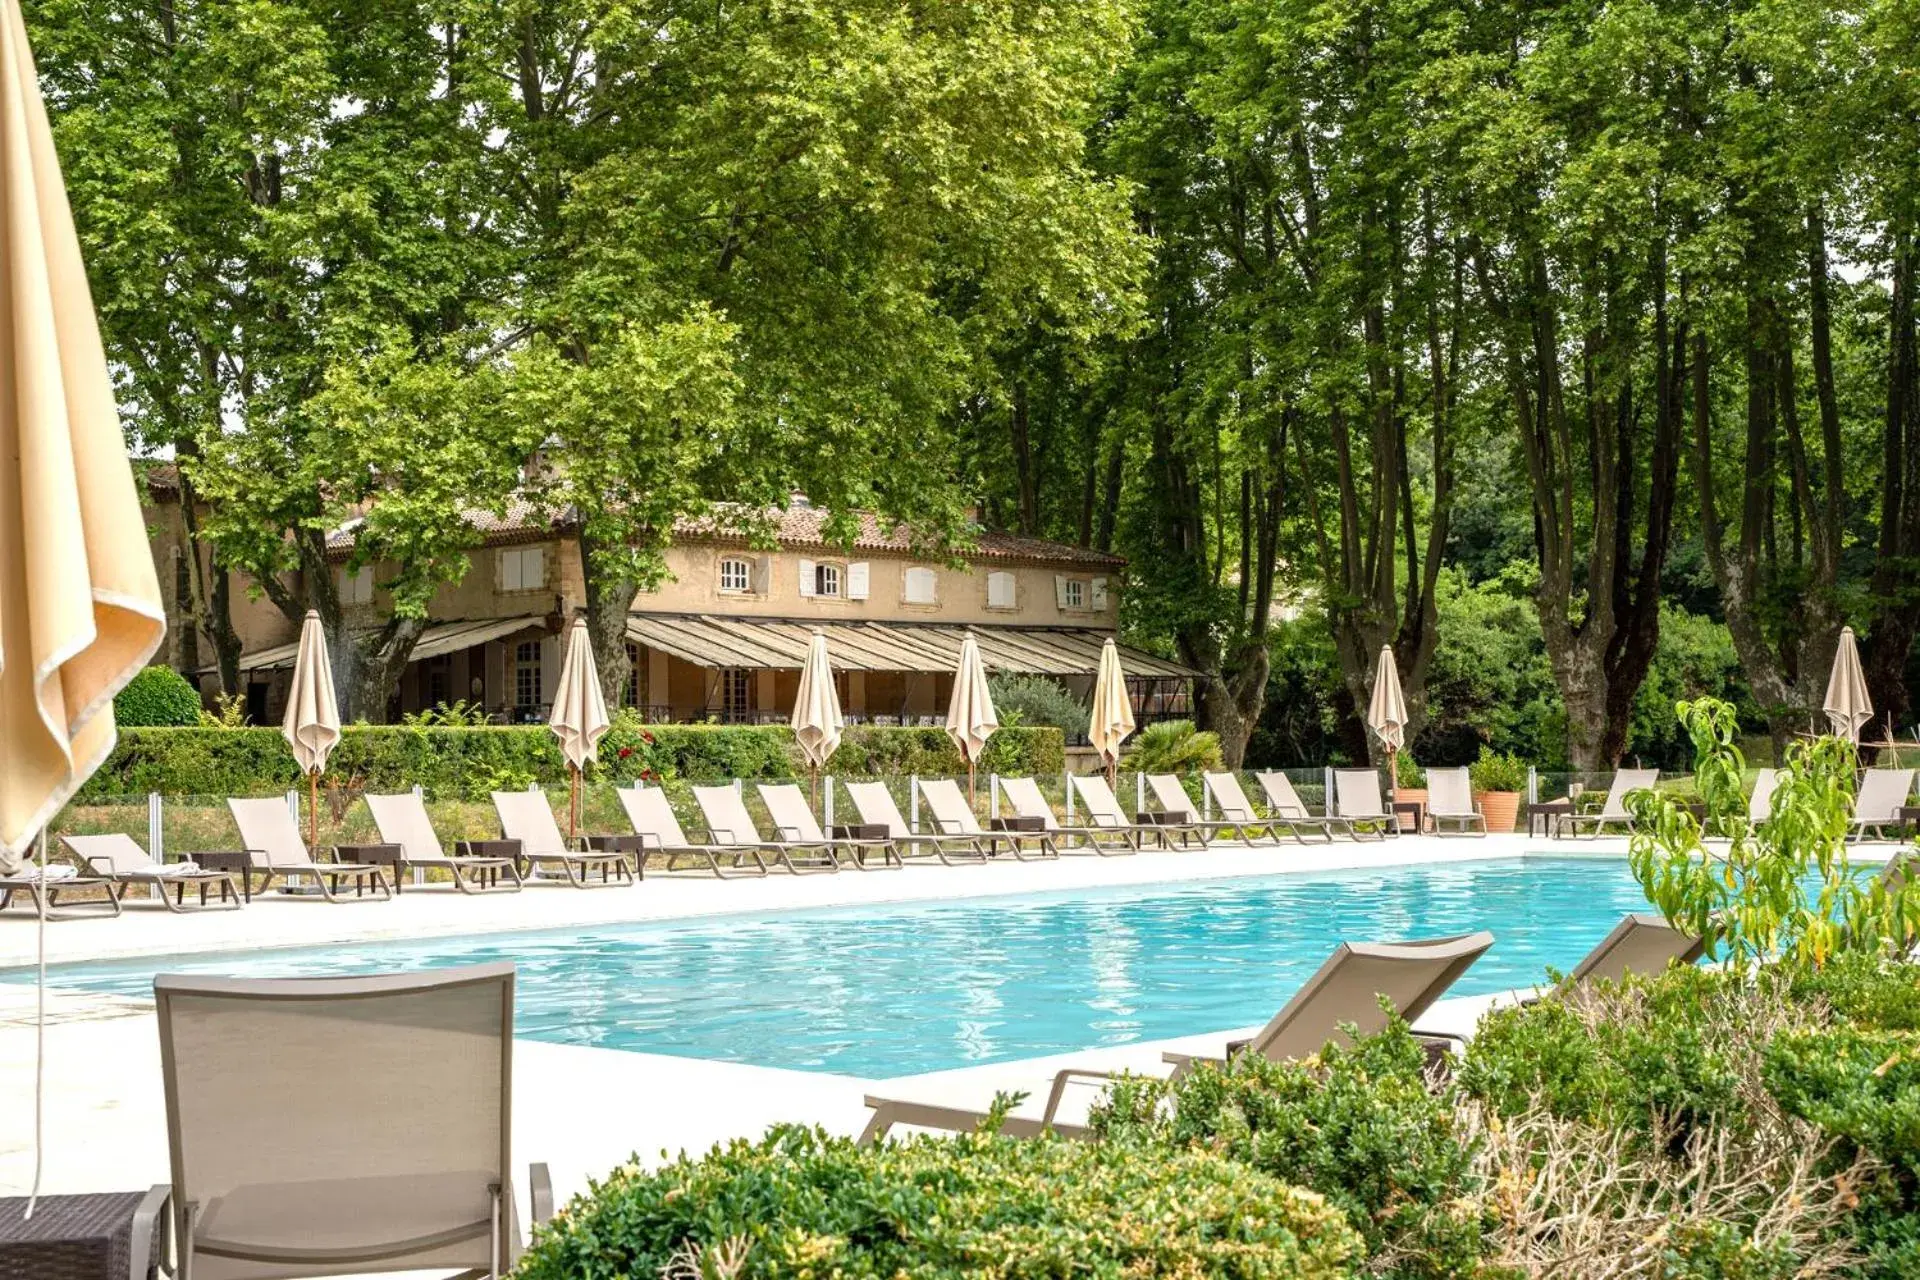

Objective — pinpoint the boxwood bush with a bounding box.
[515,1124,1362,1279]
[112,665,203,726]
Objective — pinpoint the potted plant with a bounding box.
[1392,757,1428,812]
[1470,747,1526,833]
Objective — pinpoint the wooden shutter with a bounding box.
[988,571,1015,609]
[1054,574,1071,609]
[753,556,772,594]
[1090,576,1109,609]
[847,561,870,600]
[797,558,816,596]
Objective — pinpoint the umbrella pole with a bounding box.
[967,760,976,808]
[308,769,319,850]
[1387,746,1398,805]
[569,765,580,838]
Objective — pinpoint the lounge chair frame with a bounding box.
[618,785,769,878]
[759,783,902,870]
[0,866,122,918]
[998,776,1134,856]
[692,785,838,874]
[59,833,243,912]
[1066,775,1165,851]
[1850,770,1917,842]
[1554,769,1661,839]
[489,792,636,887]
[365,794,524,893]
[227,797,394,903]
[1145,774,1284,845]
[1253,771,1371,842]
[1424,767,1487,836]
[842,781,991,866]
[919,778,1058,860]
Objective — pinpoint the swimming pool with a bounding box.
[10,857,1675,1077]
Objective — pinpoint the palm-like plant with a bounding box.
[1120,720,1225,775]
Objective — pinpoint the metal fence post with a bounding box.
[1136,772,1146,814]
[909,773,920,833]
[149,792,163,863]
[1323,767,1335,817]
[990,773,1000,819]
[1202,781,1212,821]
[1065,771,1075,823]
[823,776,834,829]
[1527,766,1538,807]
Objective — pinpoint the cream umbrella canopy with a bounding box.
[1367,646,1409,801]
[0,0,164,875]
[946,630,999,805]
[550,618,610,836]
[1089,637,1136,783]
[1823,626,1873,746]
[283,610,341,850]
[792,630,844,803]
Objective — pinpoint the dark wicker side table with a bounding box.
[0,1187,169,1279]
[1529,798,1573,838]
[333,842,407,892]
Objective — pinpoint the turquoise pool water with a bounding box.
[10,857,1678,1077]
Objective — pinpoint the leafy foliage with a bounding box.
[987,674,1090,739]
[1468,748,1527,795]
[1119,719,1224,775]
[113,666,202,727]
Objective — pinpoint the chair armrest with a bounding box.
[82,854,115,876]
[1042,1068,1122,1125]
[773,824,805,842]
[529,1162,554,1225]
[129,1183,171,1280]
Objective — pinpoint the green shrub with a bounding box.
[113,666,203,727]
[1396,757,1429,789]
[74,723,1065,800]
[1467,746,1526,794]
[1119,719,1224,775]
[516,1125,1363,1280]
[988,672,1090,739]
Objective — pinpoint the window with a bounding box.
[514,640,542,709]
[815,563,842,598]
[903,566,938,605]
[719,668,751,718]
[1063,578,1085,610]
[718,557,752,593]
[624,642,641,707]
[426,656,451,708]
[338,565,374,606]
[499,545,545,592]
[986,571,1017,610]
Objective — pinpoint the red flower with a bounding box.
[618,745,634,759]
[641,730,657,745]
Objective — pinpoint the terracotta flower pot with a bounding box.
[1475,790,1520,834]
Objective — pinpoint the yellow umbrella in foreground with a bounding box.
[1089,638,1136,783]
[549,618,609,836]
[0,0,166,1213]
[791,630,843,805]
[1367,645,1408,801]
[1823,626,1872,745]
[282,610,341,850]
[945,630,999,805]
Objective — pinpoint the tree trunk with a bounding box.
[1867,220,1920,730]
[578,532,638,711]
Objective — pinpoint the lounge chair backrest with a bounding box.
[1747,769,1780,825]
[1069,774,1129,827]
[998,777,1059,830]
[1204,772,1258,823]
[918,779,983,836]
[1567,913,1705,986]
[1427,767,1475,819]
[843,781,913,838]
[492,790,569,856]
[1597,768,1661,819]
[58,833,155,875]
[692,785,767,846]
[1145,774,1201,820]
[758,784,826,843]
[228,796,312,868]
[1334,770,1387,820]
[618,785,692,847]
[1248,931,1494,1062]
[156,964,514,1275]
[366,792,449,864]
[1855,769,1918,823]
[1255,771,1312,819]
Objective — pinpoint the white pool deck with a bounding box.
[0,831,1898,1224]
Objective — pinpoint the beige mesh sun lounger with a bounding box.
[998,776,1133,856]
[919,778,1056,860]
[1851,769,1917,842]
[693,784,838,874]
[155,962,550,1278]
[1425,767,1486,836]
[365,793,523,892]
[1069,774,1165,850]
[59,833,243,911]
[227,797,393,903]
[1254,771,1367,841]
[1334,769,1400,835]
[618,785,767,877]
[0,861,120,918]
[859,930,1495,1144]
[1201,772,1290,845]
[1562,912,1706,987]
[843,781,989,865]
[1145,774,1277,845]
[761,783,901,870]
[489,791,635,887]
[1746,768,1781,829]
[1555,768,1660,838]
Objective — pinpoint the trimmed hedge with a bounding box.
[77,722,1065,800]
[113,666,202,726]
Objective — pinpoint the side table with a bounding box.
[829,823,889,842]
[1529,799,1574,839]
[1389,800,1425,836]
[187,850,254,904]
[987,816,1046,833]
[332,842,407,892]
[0,1187,169,1280]
[1898,806,1920,836]
[582,833,651,880]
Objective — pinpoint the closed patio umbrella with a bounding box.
[1823,626,1872,745]
[549,617,609,836]
[1367,645,1408,801]
[1089,637,1136,783]
[946,630,999,805]
[283,610,341,850]
[792,630,843,803]
[0,0,166,1210]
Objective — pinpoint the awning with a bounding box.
[221,615,546,674]
[622,614,1196,680]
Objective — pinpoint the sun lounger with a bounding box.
[997,776,1134,856]
[1145,773,1277,845]
[692,784,838,874]
[617,785,768,877]
[155,962,549,1278]
[760,783,901,870]
[58,834,242,911]
[1746,768,1780,829]
[919,778,1057,860]
[859,930,1495,1144]
[365,793,523,892]
[1253,771,1367,841]
[1851,769,1917,842]
[1334,769,1402,835]
[227,797,394,902]
[1069,774,1166,850]
[1199,771,1292,845]
[1554,768,1660,838]
[842,781,989,865]
[1425,767,1486,836]
[487,791,635,887]
[1561,912,1706,988]
[0,860,119,918]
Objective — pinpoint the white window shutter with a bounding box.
[847,561,870,600]
[754,556,772,594]
[797,558,816,597]
[1090,576,1109,609]
[527,546,545,587]
[988,571,1015,609]
[500,549,519,592]
[1054,574,1071,609]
